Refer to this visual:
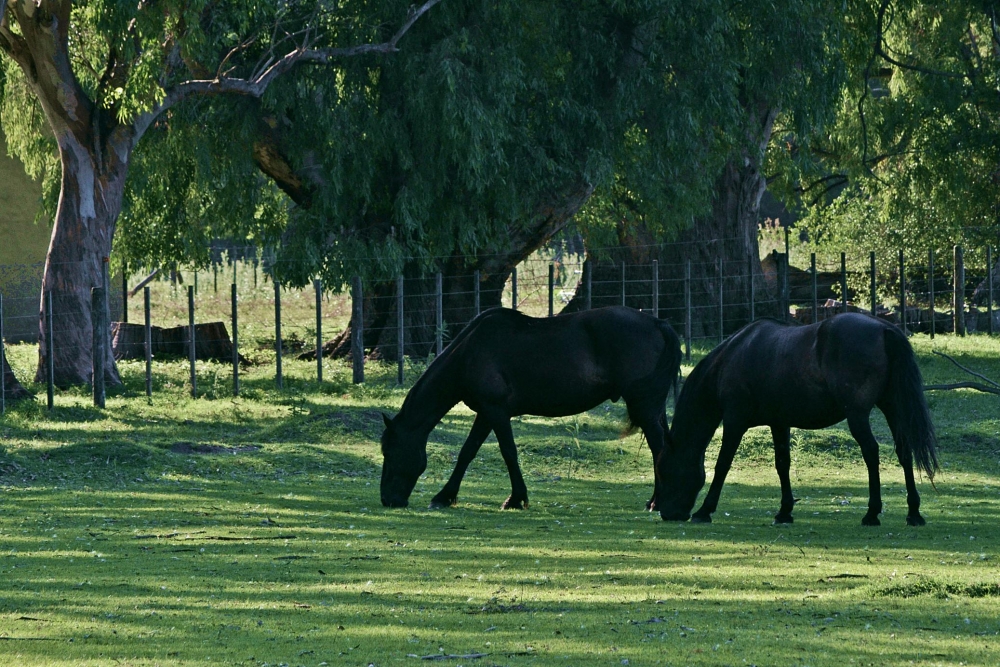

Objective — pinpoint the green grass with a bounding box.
[1,334,1000,666]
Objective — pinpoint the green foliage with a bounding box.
[774,1,1000,262]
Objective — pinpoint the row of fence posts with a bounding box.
[0,244,994,411]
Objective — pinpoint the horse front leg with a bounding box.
[771,425,796,523]
[847,412,883,526]
[429,414,493,509]
[490,416,529,510]
[692,424,746,523]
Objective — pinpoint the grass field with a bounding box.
[1,332,999,666]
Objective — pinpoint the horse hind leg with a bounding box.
[846,412,883,526]
[634,411,667,511]
[771,425,796,524]
[881,403,925,526]
[489,415,529,510]
[430,414,492,509]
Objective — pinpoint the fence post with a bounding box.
[748,254,755,323]
[474,270,481,318]
[840,252,848,315]
[717,257,723,342]
[583,259,592,311]
[397,275,404,385]
[684,260,692,362]
[188,285,196,398]
[92,286,106,408]
[928,250,935,339]
[869,252,877,316]
[274,279,284,389]
[122,266,128,324]
[213,263,218,294]
[954,245,965,336]
[1,293,5,416]
[809,252,817,322]
[652,260,659,318]
[621,261,626,308]
[435,271,443,356]
[988,246,994,336]
[898,249,906,332]
[779,253,789,323]
[144,286,152,398]
[46,291,54,410]
[352,276,364,383]
[314,279,323,384]
[511,267,518,311]
[231,283,240,397]
[548,264,554,317]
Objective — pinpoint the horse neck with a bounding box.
[672,368,723,459]
[396,356,461,437]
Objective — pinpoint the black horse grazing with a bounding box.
[657,313,938,526]
[380,306,681,510]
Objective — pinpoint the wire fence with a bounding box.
[1,238,998,410]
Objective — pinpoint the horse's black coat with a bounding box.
[380,306,681,510]
[657,313,938,526]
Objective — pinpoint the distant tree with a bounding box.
[0,0,439,386]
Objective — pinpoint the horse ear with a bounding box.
[382,412,392,428]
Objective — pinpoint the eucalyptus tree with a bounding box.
[0,0,439,386]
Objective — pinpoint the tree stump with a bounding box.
[111,322,247,364]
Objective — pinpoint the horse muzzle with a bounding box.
[658,508,691,522]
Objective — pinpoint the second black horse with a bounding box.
[380,306,682,510]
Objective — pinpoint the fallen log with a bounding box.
[923,382,1000,395]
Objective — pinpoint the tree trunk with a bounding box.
[564,109,780,338]
[310,181,596,360]
[2,346,31,400]
[34,137,129,387]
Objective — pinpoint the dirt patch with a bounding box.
[170,442,261,455]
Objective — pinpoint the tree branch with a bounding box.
[133,0,442,142]
[924,381,1000,395]
[932,350,1000,389]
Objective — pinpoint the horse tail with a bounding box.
[657,319,683,405]
[623,319,682,437]
[883,326,939,478]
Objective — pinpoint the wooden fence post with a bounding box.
[583,259,592,311]
[779,253,789,323]
[954,245,965,336]
[231,283,240,397]
[928,250,935,339]
[46,291,54,410]
[352,276,364,383]
[652,260,659,318]
[314,279,323,384]
[548,264,554,317]
[275,279,284,389]
[810,252,817,322]
[869,252,877,316]
[144,286,152,398]
[621,261,626,308]
[748,254,755,323]
[684,260,692,361]
[188,285,196,398]
[717,257,723,342]
[474,270,481,317]
[988,246,994,335]
[92,286,106,408]
[841,252,848,315]
[435,271,443,356]
[511,267,518,311]
[898,249,906,332]
[397,275,404,385]
[122,266,128,324]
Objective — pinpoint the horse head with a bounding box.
[379,412,428,508]
[655,438,706,522]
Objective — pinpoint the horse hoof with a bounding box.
[773,513,794,524]
[906,514,926,527]
[690,514,712,524]
[861,515,881,526]
[501,497,528,510]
